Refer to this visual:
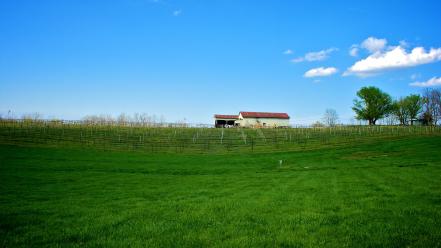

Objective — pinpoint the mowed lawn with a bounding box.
[1,136,441,247]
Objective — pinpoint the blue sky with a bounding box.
[1,0,441,124]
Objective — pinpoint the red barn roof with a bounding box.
[214,114,239,119]
[239,112,290,119]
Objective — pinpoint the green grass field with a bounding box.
[1,123,441,247]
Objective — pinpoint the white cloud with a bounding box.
[173,9,182,16]
[305,48,337,61]
[291,57,304,63]
[361,37,387,53]
[283,49,293,55]
[349,45,359,57]
[409,77,441,87]
[292,48,337,63]
[344,46,441,76]
[304,67,338,78]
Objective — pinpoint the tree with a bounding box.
[311,121,325,128]
[22,112,43,122]
[117,113,129,126]
[404,94,422,125]
[322,109,339,127]
[392,94,422,126]
[421,112,433,125]
[383,113,398,125]
[391,98,408,125]
[82,114,114,125]
[352,86,393,125]
[421,89,441,126]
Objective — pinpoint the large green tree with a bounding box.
[404,94,422,125]
[390,94,422,126]
[392,98,408,125]
[352,86,393,125]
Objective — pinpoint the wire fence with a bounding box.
[1,119,440,154]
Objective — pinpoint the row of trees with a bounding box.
[352,87,441,126]
[82,113,178,127]
[82,113,192,127]
[82,113,167,126]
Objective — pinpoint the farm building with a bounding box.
[214,111,290,128]
[214,115,239,128]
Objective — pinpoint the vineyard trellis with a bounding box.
[0,119,440,154]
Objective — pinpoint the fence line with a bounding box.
[0,119,440,154]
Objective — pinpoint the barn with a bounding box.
[214,111,290,128]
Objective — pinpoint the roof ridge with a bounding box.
[239,111,290,119]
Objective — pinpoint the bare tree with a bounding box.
[138,113,147,126]
[82,115,96,125]
[159,115,166,127]
[322,109,339,127]
[434,89,441,125]
[312,121,325,128]
[22,112,42,121]
[103,114,114,124]
[422,89,441,125]
[81,113,168,127]
[117,113,129,126]
[133,113,141,125]
[83,114,111,125]
[383,113,398,126]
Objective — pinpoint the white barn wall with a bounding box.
[237,115,289,127]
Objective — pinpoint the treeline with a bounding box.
[83,113,165,126]
[0,112,191,127]
[352,87,441,126]
[2,88,440,127]
[81,113,193,127]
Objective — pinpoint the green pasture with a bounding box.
[0,122,441,247]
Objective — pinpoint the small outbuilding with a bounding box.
[214,115,239,128]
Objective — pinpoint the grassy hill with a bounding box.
[1,122,441,247]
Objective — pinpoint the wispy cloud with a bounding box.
[291,57,305,63]
[173,9,182,16]
[292,48,337,63]
[399,40,409,48]
[409,77,441,87]
[283,49,293,55]
[349,45,359,57]
[410,73,420,80]
[304,67,338,78]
